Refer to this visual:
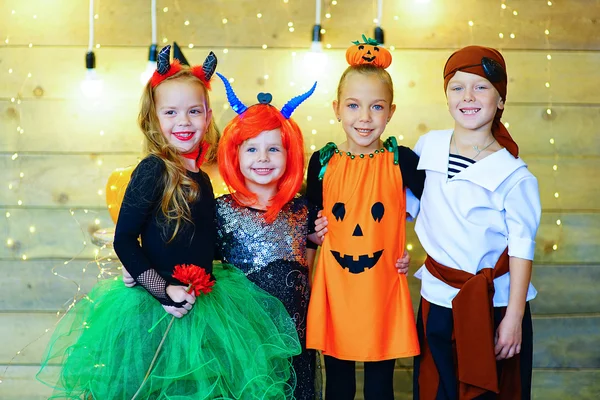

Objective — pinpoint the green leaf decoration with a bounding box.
[351,34,381,46]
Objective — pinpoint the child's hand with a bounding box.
[162,303,192,318]
[494,313,522,360]
[312,210,328,245]
[395,251,411,274]
[122,267,137,287]
[166,285,196,308]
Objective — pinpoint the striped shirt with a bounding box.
[448,154,476,179]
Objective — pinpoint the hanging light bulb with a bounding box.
[303,0,329,80]
[140,46,157,85]
[140,0,158,85]
[374,0,384,44]
[81,0,103,98]
[81,51,104,98]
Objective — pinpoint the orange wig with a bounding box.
[218,104,305,223]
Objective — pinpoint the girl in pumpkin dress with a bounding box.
[305,36,425,400]
[36,46,300,399]
[214,72,323,400]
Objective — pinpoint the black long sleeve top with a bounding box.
[113,155,216,306]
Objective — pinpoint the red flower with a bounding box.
[172,264,214,296]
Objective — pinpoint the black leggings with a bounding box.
[324,355,396,400]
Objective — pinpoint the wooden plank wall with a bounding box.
[1,31,599,400]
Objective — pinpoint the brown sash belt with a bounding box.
[421,248,512,399]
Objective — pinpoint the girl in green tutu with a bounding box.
[36,45,301,399]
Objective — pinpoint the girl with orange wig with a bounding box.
[215,73,322,400]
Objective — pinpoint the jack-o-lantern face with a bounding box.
[345,35,392,69]
[329,201,385,274]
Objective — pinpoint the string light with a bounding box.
[543,4,563,256]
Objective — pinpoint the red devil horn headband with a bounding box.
[149,45,217,89]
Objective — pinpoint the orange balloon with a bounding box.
[105,166,134,224]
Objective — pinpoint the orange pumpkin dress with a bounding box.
[306,140,420,361]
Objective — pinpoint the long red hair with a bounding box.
[218,104,305,223]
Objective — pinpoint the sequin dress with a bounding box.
[216,194,321,400]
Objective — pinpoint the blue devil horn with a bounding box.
[216,72,248,115]
[157,45,171,75]
[280,82,317,119]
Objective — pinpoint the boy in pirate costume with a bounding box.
[411,46,542,399]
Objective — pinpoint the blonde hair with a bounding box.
[138,69,220,242]
[336,64,394,104]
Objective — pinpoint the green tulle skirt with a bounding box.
[36,264,301,399]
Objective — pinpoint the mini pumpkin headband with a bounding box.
[346,34,392,69]
[150,44,217,89]
[216,72,317,119]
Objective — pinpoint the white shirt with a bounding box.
[410,129,541,308]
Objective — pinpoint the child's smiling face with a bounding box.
[238,128,287,191]
[155,78,212,155]
[446,71,504,134]
[334,72,396,152]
